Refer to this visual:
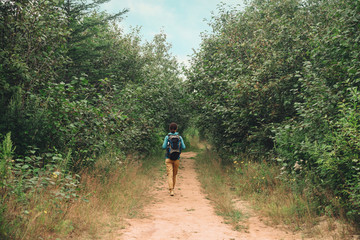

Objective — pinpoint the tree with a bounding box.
[60,0,128,83]
[0,0,69,153]
[186,0,310,156]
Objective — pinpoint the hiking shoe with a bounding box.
[170,190,174,196]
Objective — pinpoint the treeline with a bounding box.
[2,0,359,236]
[186,0,360,221]
[0,0,189,237]
[0,0,190,165]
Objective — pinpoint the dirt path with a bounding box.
[112,152,302,240]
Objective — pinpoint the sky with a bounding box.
[101,0,245,66]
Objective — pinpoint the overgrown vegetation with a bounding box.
[195,145,355,238]
[186,0,360,225]
[195,147,245,231]
[0,0,190,238]
[1,0,360,237]
[0,134,164,239]
[229,153,356,237]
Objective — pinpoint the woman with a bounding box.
[162,122,186,196]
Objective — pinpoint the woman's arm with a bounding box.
[180,136,186,150]
[162,135,169,149]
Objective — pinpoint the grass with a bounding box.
[233,157,315,227]
[194,145,357,239]
[229,154,357,239]
[0,150,164,240]
[194,147,245,231]
[183,127,204,152]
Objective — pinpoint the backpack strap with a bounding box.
[167,134,171,147]
[167,134,171,148]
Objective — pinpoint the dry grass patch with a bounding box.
[194,147,245,231]
[1,151,163,240]
[193,146,358,239]
[64,154,162,240]
[229,154,357,239]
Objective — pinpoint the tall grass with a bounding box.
[195,147,245,230]
[230,154,316,227]
[229,154,357,238]
[63,152,163,239]
[193,143,356,238]
[183,126,203,151]
[0,150,163,240]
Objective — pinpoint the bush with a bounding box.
[187,0,360,222]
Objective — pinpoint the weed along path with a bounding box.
[112,152,301,240]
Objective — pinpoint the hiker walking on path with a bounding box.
[162,122,186,196]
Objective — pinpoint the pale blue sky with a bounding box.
[101,0,245,66]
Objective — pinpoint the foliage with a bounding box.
[2,0,359,235]
[60,0,129,82]
[273,0,360,219]
[1,0,190,162]
[0,133,164,239]
[329,89,360,217]
[0,0,69,90]
[0,132,14,183]
[0,0,191,238]
[195,148,244,231]
[186,0,360,221]
[186,0,311,157]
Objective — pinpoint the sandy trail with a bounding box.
[114,152,301,240]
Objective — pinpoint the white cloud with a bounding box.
[101,0,245,63]
[130,2,170,18]
[177,55,191,68]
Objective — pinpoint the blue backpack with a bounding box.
[167,134,182,160]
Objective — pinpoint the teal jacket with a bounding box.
[162,132,186,159]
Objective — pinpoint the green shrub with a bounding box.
[186,0,360,224]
